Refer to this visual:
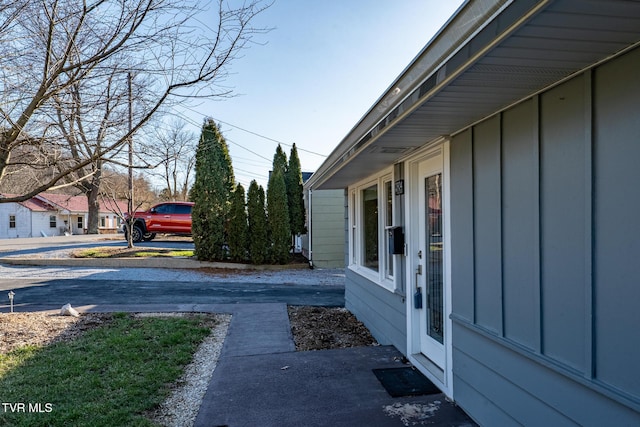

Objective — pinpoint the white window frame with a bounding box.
[49,215,57,228]
[9,214,16,229]
[348,167,396,291]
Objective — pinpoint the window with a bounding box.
[77,216,83,230]
[9,215,16,229]
[362,184,379,271]
[153,204,172,214]
[49,215,57,228]
[349,170,396,290]
[100,216,106,227]
[174,204,192,214]
[384,179,394,278]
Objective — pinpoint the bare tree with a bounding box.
[148,119,196,202]
[0,0,270,206]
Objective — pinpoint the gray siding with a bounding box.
[450,130,474,322]
[540,75,588,372]
[345,269,406,351]
[450,47,640,425]
[472,116,503,334]
[593,48,640,397]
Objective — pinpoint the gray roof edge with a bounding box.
[305,0,512,189]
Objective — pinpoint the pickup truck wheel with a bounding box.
[131,225,144,243]
[143,233,156,241]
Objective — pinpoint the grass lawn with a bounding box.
[72,247,194,258]
[0,313,214,426]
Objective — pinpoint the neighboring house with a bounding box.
[301,171,346,268]
[302,188,346,268]
[305,1,640,425]
[0,193,127,238]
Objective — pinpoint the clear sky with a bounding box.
[173,0,465,190]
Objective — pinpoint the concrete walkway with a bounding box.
[193,303,476,427]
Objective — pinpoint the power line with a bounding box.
[177,104,329,157]
[169,109,273,163]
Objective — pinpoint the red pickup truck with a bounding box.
[123,201,194,242]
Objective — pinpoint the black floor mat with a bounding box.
[372,367,441,397]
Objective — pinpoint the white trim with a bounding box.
[404,140,453,398]
[347,166,397,293]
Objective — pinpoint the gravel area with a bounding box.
[0,263,345,286]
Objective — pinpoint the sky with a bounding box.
[172,0,466,190]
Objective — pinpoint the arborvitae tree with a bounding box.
[286,143,306,236]
[267,169,290,264]
[228,183,248,262]
[191,119,235,261]
[272,144,288,177]
[247,180,268,264]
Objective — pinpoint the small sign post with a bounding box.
[8,291,15,313]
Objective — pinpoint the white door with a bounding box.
[416,155,445,368]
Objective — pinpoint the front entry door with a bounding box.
[417,155,445,368]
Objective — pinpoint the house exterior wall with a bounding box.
[449,46,640,425]
[32,212,62,237]
[304,189,346,268]
[0,203,32,238]
[345,268,407,351]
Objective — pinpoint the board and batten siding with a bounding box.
[450,46,640,425]
[309,189,347,268]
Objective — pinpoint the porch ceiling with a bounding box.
[309,0,640,189]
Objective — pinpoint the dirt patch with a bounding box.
[0,312,114,354]
[288,306,378,351]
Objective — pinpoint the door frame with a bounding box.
[404,139,453,398]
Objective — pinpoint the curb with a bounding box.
[0,257,312,271]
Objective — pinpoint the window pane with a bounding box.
[426,173,443,344]
[351,192,356,264]
[385,180,393,277]
[362,184,378,271]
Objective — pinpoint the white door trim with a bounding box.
[404,139,453,398]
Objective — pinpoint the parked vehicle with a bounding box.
[123,201,194,243]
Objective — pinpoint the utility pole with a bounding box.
[127,72,134,248]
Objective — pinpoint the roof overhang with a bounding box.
[306,0,640,190]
